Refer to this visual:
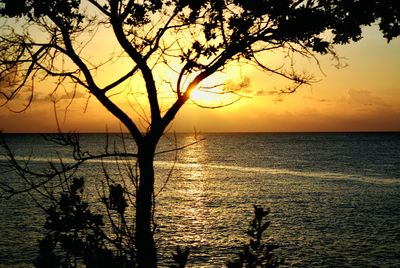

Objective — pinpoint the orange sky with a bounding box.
[1,26,399,133]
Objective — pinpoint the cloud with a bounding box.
[31,90,88,103]
[58,91,87,100]
[265,90,279,96]
[0,97,122,133]
[341,88,390,108]
[224,76,277,97]
[253,89,274,96]
[223,76,252,94]
[0,82,88,110]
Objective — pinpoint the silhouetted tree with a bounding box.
[1,1,399,267]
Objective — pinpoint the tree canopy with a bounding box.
[1,1,399,141]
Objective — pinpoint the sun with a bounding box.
[190,88,222,103]
[189,74,240,107]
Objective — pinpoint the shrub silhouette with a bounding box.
[35,178,281,267]
[227,205,282,268]
[34,177,136,268]
[170,246,190,268]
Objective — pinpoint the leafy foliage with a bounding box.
[33,177,195,268]
[34,176,281,267]
[1,0,84,30]
[1,1,399,110]
[170,246,190,268]
[34,177,137,268]
[227,205,282,268]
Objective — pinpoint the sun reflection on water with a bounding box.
[174,136,210,242]
[3,133,399,267]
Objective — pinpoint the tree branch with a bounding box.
[51,15,143,142]
[88,0,111,16]
[102,65,139,92]
[109,3,161,127]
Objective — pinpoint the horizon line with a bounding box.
[2,130,400,135]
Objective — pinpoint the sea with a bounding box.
[0,132,399,267]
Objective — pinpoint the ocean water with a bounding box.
[0,132,399,267]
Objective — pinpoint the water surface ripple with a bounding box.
[0,132,399,267]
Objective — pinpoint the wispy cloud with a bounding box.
[341,88,390,108]
[334,88,396,116]
[32,90,87,102]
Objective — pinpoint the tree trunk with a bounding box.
[136,141,157,268]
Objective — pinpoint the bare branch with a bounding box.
[102,65,139,92]
[109,2,161,126]
[88,0,111,16]
[0,132,138,199]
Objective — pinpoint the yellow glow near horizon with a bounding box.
[190,75,227,106]
[1,24,399,133]
[188,69,249,108]
[190,90,220,103]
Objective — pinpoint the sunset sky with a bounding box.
[1,25,399,133]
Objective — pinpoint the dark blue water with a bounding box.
[1,133,399,267]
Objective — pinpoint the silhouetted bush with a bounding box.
[34,177,136,268]
[35,178,281,267]
[227,205,283,268]
[170,246,190,268]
